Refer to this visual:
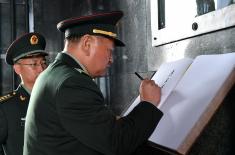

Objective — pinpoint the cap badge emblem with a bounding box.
[30,35,38,45]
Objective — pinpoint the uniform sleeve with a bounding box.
[56,76,163,155]
[0,106,7,155]
[112,101,163,155]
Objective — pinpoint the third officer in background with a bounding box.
[0,32,48,155]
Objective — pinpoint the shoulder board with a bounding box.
[0,91,16,102]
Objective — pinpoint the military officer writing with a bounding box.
[24,11,163,155]
[0,32,48,155]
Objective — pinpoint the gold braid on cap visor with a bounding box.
[93,29,117,38]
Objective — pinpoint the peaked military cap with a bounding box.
[57,10,125,46]
[6,32,48,65]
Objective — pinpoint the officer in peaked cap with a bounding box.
[0,32,48,155]
[57,10,125,46]
[5,32,48,65]
[24,11,162,155]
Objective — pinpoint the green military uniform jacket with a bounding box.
[0,85,30,155]
[24,52,163,155]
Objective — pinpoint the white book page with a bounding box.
[149,53,235,151]
[123,58,193,116]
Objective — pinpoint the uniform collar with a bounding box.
[62,51,89,75]
[21,84,31,95]
[55,52,90,77]
[16,84,30,101]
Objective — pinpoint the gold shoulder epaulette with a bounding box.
[0,91,16,102]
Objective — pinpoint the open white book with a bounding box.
[123,53,235,155]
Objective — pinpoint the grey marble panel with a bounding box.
[109,71,155,115]
[109,73,140,115]
[111,0,149,74]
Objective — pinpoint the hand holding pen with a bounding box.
[135,72,161,106]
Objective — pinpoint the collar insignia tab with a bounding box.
[20,95,26,101]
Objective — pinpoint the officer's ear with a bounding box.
[13,63,21,75]
[81,34,94,56]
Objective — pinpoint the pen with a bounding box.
[134,72,144,80]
